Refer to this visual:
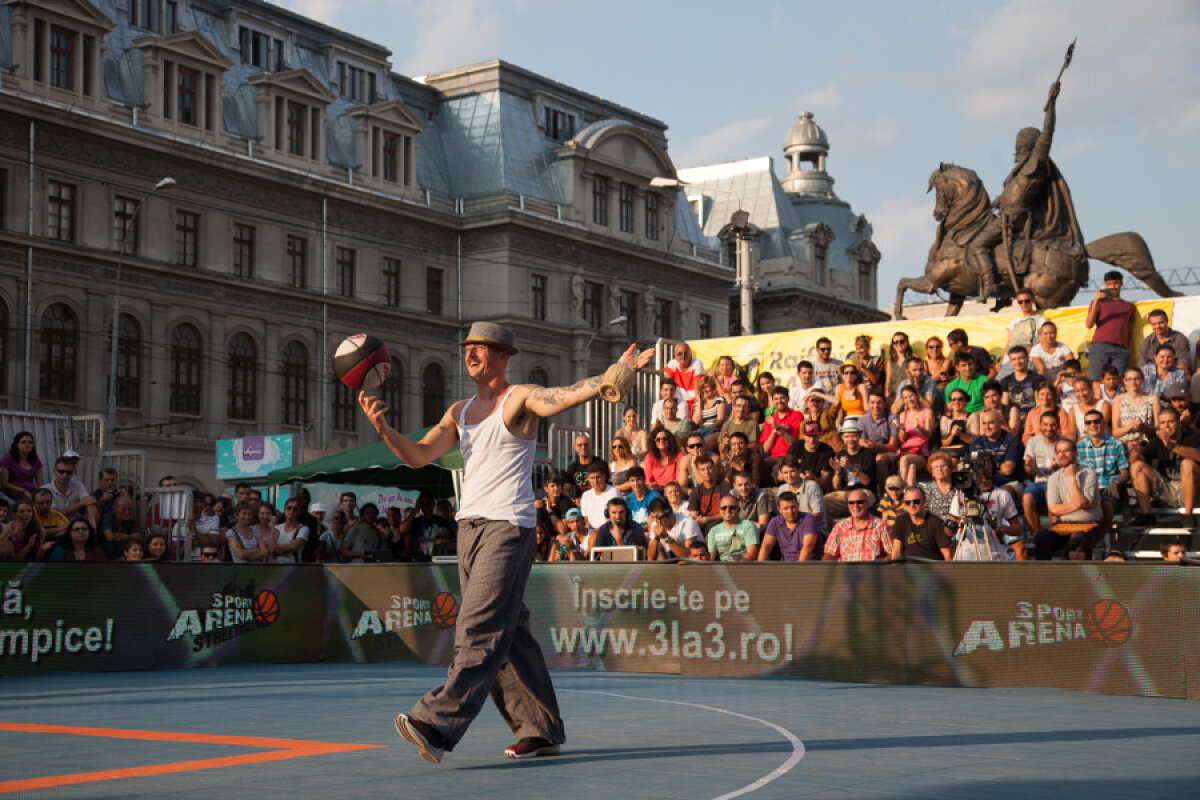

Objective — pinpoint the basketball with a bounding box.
[1085,599,1130,646]
[432,592,458,629]
[253,590,279,627]
[334,333,391,390]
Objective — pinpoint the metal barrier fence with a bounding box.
[101,450,148,497]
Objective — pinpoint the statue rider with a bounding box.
[966,80,1084,302]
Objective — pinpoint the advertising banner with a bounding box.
[216,435,294,480]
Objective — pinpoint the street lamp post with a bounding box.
[107,177,176,444]
[650,176,754,336]
[585,314,629,351]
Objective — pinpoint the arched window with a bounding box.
[39,303,78,402]
[421,362,445,427]
[170,323,203,415]
[379,358,403,430]
[280,340,308,426]
[227,333,258,420]
[115,314,142,409]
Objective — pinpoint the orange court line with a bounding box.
[0,722,385,793]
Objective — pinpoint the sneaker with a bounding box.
[395,713,444,764]
[504,737,561,759]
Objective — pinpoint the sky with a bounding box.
[276,0,1200,307]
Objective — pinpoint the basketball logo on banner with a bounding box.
[1084,600,1131,646]
[254,590,279,627]
[432,592,459,629]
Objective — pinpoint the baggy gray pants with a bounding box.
[412,517,565,749]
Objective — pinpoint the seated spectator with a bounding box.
[1112,366,1156,455]
[1160,538,1187,563]
[621,467,661,526]
[728,378,761,422]
[1063,538,1093,562]
[179,491,222,561]
[891,356,937,414]
[663,481,689,513]
[32,488,68,539]
[969,409,1025,487]
[1077,409,1130,533]
[1035,439,1101,560]
[1000,289,1048,376]
[947,457,1025,559]
[710,354,740,401]
[91,467,125,523]
[1023,411,1065,532]
[822,489,890,561]
[608,435,639,493]
[550,508,590,561]
[122,536,145,562]
[660,397,692,442]
[643,427,688,493]
[896,385,934,487]
[707,494,760,561]
[663,341,704,412]
[227,502,267,563]
[755,372,779,418]
[761,387,805,468]
[1000,345,1045,427]
[688,454,730,533]
[812,337,841,392]
[1103,549,1128,562]
[826,420,878,518]
[948,327,995,378]
[884,332,916,401]
[43,457,98,528]
[616,406,650,459]
[804,393,844,452]
[0,500,42,561]
[940,389,979,457]
[834,363,869,424]
[1030,321,1073,383]
[0,431,42,504]
[650,378,682,426]
[1142,343,1187,399]
[273,499,310,564]
[890,486,953,561]
[1097,364,1124,406]
[924,336,951,385]
[787,420,836,492]
[850,334,885,394]
[1130,407,1200,525]
[1056,359,1082,409]
[534,519,554,562]
[720,396,759,453]
[579,462,622,530]
[564,434,601,499]
[1069,375,1112,436]
[1165,384,1199,436]
[684,432,722,486]
[876,475,907,530]
[691,376,728,450]
[644,497,704,560]
[1022,383,1071,445]
[341,503,384,563]
[588,497,647,553]
[48,518,104,562]
[721,431,764,488]
[859,393,900,489]
[972,379,1018,435]
[921,452,958,525]
[536,473,575,535]
[144,531,168,562]
[1139,308,1192,374]
[759,490,823,561]
[945,352,987,413]
[729,470,771,534]
[776,456,827,533]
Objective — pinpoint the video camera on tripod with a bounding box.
[948,449,1008,560]
[950,449,996,521]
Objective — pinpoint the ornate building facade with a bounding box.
[0,0,726,486]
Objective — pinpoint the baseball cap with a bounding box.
[803,421,821,436]
[1167,384,1190,400]
[309,502,328,514]
[885,476,905,490]
[565,508,583,521]
[61,450,81,460]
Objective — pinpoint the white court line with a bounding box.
[563,688,805,800]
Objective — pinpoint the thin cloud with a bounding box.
[867,195,938,281]
[275,0,346,27]
[672,114,778,167]
[400,0,506,76]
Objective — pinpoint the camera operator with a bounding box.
[947,451,1025,560]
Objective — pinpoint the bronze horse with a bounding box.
[894,164,1179,318]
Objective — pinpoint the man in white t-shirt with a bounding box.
[999,288,1048,376]
[578,462,622,530]
[644,496,704,560]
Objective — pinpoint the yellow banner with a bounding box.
[690,299,1176,387]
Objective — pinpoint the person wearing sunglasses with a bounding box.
[44,456,98,530]
[998,288,1048,379]
[889,487,952,561]
[1076,410,1129,536]
[812,337,841,394]
[706,494,760,562]
[822,489,890,562]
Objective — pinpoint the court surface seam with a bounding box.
[563,689,805,800]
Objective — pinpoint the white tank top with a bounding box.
[454,386,536,526]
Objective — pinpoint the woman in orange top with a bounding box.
[835,363,869,424]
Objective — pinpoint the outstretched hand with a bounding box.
[618,343,655,372]
[359,390,389,434]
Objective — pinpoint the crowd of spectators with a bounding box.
[534,274,1197,563]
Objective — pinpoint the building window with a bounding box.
[699,312,713,340]
[287,235,307,288]
[582,281,603,329]
[332,379,355,432]
[653,298,672,339]
[381,131,398,182]
[531,274,547,321]
[39,304,77,402]
[426,267,443,315]
[115,314,141,410]
[131,0,177,33]
[280,341,308,426]
[175,210,198,267]
[233,223,255,278]
[379,359,402,429]
[227,333,257,419]
[858,262,873,303]
[619,290,638,338]
[47,181,75,243]
[336,247,355,298]
[338,62,373,102]
[286,101,306,156]
[814,240,828,286]
[619,184,635,233]
[177,66,198,126]
[645,193,660,240]
[112,196,138,255]
[239,27,274,69]
[544,107,575,141]
[382,258,401,307]
[422,363,445,427]
[169,323,202,415]
[593,176,609,226]
[49,26,74,91]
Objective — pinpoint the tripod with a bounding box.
[954,498,1008,561]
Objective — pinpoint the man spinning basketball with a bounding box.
[359,321,651,763]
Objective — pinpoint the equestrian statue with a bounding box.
[894,42,1180,319]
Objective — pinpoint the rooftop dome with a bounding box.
[784,111,828,154]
